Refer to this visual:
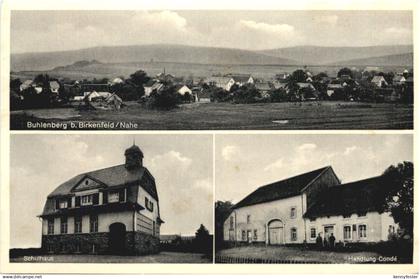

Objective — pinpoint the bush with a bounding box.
[144,86,180,110]
[268,88,288,102]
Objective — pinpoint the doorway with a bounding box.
[109,222,126,254]
[268,219,284,245]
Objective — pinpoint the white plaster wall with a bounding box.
[224,194,306,243]
[304,212,398,243]
[137,187,159,221]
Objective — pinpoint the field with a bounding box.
[10,251,211,263]
[10,101,413,130]
[11,61,410,81]
[216,246,398,264]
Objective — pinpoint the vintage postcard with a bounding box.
[0,0,418,276]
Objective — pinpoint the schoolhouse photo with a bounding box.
[9,134,213,263]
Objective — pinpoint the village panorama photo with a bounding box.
[215,134,414,264]
[9,134,213,263]
[9,10,413,130]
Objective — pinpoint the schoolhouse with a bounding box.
[39,144,164,255]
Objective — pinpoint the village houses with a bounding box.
[39,144,164,255]
[224,166,398,245]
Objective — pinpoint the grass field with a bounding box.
[216,246,393,264]
[11,101,413,130]
[10,251,211,263]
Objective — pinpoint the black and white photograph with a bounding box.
[9,134,213,263]
[9,10,413,130]
[215,134,413,263]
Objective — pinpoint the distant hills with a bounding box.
[11,44,413,72]
[11,44,297,72]
[329,52,413,67]
[258,45,413,66]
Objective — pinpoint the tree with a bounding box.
[381,162,413,238]
[337,67,353,78]
[215,201,234,250]
[290,69,307,83]
[193,224,212,254]
[144,85,180,110]
[10,78,22,92]
[129,70,150,86]
[269,88,288,102]
[231,84,261,104]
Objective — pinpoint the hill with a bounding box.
[329,52,413,67]
[11,44,297,72]
[259,45,413,65]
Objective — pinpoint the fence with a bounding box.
[215,255,329,264]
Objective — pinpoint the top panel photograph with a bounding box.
[9,10,413,130]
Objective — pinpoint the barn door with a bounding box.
[268,219,284,245]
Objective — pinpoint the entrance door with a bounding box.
[247,230,252,243]
[324,225,334,238]
[268,220,284,245]
[109,223,126,255]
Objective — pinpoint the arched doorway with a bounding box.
[268,219,284,245]
[109,223,126,254]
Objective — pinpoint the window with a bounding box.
[343,214,351,219]
[81,195,93,205]
[145,197,154,212]
[290,207,297,219]
[241,230,246,241]
[90,215,98,233]
[59,200,68,209]
[74,216,82,233]
[47,219,54,235]
[229,216,234,230]
[253,229,258,241]
[246,215,251,224]
[358,212,367,217]
[291,228,297,241]
[309,218,316,222]
[108,191,120,203]
[60,217,68,234]
[153,221,156,236]
[358,224,367,239]
[310,228,316,239]
[343,225,352,240]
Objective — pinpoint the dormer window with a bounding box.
[59,200,68,209]
[81,195,93,205]
[108,191,120,203]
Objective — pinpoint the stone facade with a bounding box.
[42,231,160,255]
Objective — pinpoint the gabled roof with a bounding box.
[304,175,388,219]
[230,75,251,83]
[232,166,331,209]
[254,82,272,91]
[48,164,158,201]
[371,76,386,83]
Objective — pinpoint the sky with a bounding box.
[11,10,412,53]
[10,134,213,248]
[215,134,413,203]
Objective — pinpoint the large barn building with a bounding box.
[224,166,398,245]
[39,144,164,255]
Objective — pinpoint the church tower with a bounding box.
[124,144,143,170]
